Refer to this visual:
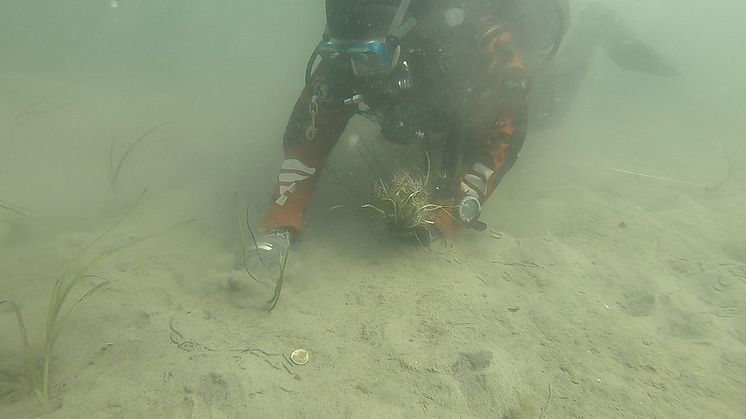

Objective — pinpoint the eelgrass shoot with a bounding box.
[235,196,266,284]
[13,81,76,125]
[109,120,173,190]
[363,154,444,242]
[266,248,289,312]
[0,199,29,218]
[1,189,194,406]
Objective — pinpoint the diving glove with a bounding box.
[246,227,293,269]
[458,196,487,231]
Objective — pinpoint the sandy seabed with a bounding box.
[1,75,745,418]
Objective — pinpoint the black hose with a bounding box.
[536,0,566,75]
[548,1,566,59]
[443,116,467,191]
[305,47,320,86]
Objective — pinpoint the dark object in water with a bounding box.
[529,2,678,129]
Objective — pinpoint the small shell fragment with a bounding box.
[290,349,309,365]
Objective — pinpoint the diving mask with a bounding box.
[317,37,401,78]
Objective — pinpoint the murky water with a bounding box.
[1,1,745,417]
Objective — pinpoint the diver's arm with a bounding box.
[460,22,529,205]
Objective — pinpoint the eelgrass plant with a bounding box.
[0,199,29,218]
[235,198,266,284]
[235,197,289,311]
[13,81,76,125]
[363,155,445,242]
[266,248,288,312]
[2,190,194,406]
[109,120,173,190]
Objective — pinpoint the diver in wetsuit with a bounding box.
[250,0,676,261]
[253,0,534,258]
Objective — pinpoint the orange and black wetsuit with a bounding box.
[262,11,528,238]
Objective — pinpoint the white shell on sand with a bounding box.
[290,349,309,365]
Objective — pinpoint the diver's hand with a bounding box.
[245,228,291,270]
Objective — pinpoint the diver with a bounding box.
[252,0,532,259]
[248,0,676,261]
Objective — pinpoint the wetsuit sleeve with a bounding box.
[459,23,529,206]
[262,69,355,233]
